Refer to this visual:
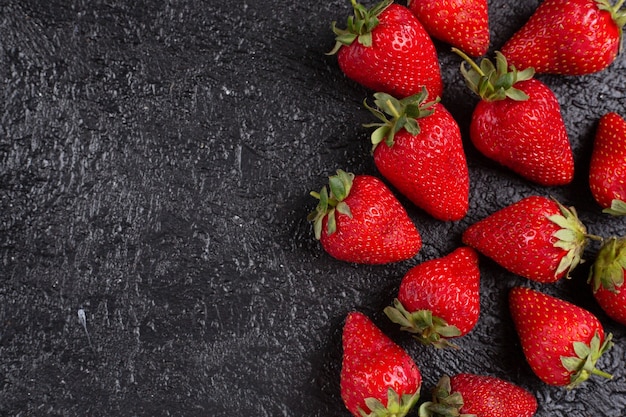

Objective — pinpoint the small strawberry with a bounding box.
[308,170,421,264]
[453,49,574,186]
[500,0,626,75]
[588,236,626,326]
[418,374,538,417]
[462,196,589,283]
[384,247,480,348]
[509,287,614,388]
[407,0,490,57]
[589,112,626,215]
[341,311,422,417]
[328,0,443,99]
[364,88,469,221]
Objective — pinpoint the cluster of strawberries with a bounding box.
[307,0,626,416]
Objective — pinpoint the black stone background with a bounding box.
[1,0,625,416]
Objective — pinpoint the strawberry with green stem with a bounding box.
[453,48,574,186]
[589,236,626,326]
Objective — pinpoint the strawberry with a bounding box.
[589,112,626,216]
[341,311,422,417]
[589,236,626,326]
[328,0,443,99]
[384,247,480,348]
[500,0,626,75]
[418,374,538,417]
[308,169,421,264]
[462,196,589,283]
[364,88,469,221]
[407,0,489,57]
[453,49,574,186]
[509,286,613,388]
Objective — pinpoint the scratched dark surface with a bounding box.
[1,0,626,416]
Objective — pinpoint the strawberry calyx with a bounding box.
[417,376,475,417]
[363,87,439,151]
[308,169,354,239]
[359,387,421,417]
[560,331,614,389]
[588,236,626,293]
[547,199,591,279]
[452,48,535,102]
[603,199,626,216]
[596,0,626,51]
[384,298,462,349]
[327,0,393,55]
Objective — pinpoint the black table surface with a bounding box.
[2,1,626,416]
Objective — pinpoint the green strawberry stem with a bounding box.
[363,87,439,150]
[588,236,626,293]
[360,388,420,417]
[451,47,535,102]
[560,331,614,389]
[603,199,626,216]
[308,170,355,239]
[327,0,393,54]
[417,376,475,417]
[384,298,462,349]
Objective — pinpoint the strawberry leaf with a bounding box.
[308,170,355,238]
[603,199,626,216]
[560,331,614,389]
[588,236,626,293]
[359,388,420,417]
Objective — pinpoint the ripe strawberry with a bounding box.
[589,236,626,326]
[384,247,480,348]
[308,169,421,264]
[589,112,626,215]
[462,196,589,283]
[509,287,613,388]
[407,0,489,57]
[328,0,443,99]
[418,374,538,417]
[341,311,422,417]
[364,88,469,221]
[500,0,626,75]
[453,49,574,186]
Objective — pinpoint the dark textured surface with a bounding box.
[1,1,626,416]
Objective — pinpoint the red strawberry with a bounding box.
[328,0,443,99]
[589,112,626,215]
[341,311,422,417]
[364,89,469,221]
[419,374,538,417]
[308,169,421,264]
[453,49,574,186]
[509,286,613,388]
[500,0,626,75]
[462,196,589,283]
[407,0,489,57]
[589,236,626,326]
[384,247,480,348]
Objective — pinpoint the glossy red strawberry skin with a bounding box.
[462,196,573,283]
[470,78,573,186]
[340,312,422,417]
[509,287,606,386]
[594,286,626,326]
[337,4,443,99]
[407,0,489,57]
[320,175,421,264]
[589,112,626,208]
[500,0,621,75]
[373,103,469,221]
[398,247,480,335]
[450,373,538,417]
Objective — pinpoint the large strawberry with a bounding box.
[589,112,626,216]
[341,311,422,417]
[462,196,589,283]
[418,374,538,417]
[509,287,613,388]
[308,169,421,264]
[453,49,574,186]
[364,88,469,221]
[384,247,480,348]
[589,236,626,326]
[407,0,489,57]
[328,0,443,99]
[500,0,626,75]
